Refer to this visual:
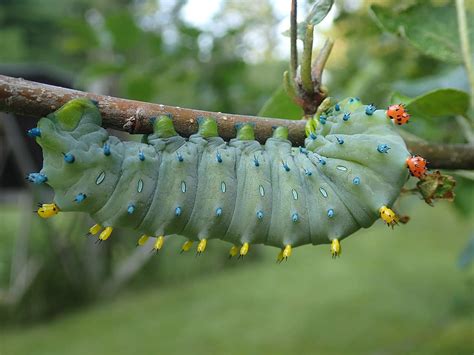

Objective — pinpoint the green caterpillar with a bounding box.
[28,97,416,260]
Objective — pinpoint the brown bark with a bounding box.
[1,74,473,169]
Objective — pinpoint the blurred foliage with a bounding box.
[1,0,473,331]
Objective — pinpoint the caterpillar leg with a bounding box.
[238,243,249,259]
[181,240,194,253]
[86,223,102,237]
[136,234,149,247]
[153,235,165,252]
[98,227,113,243]
[228,245,239,258]
[331,239,341,258]
[196,239,207,255]
[379,206,399,228]
[36,203,60,219]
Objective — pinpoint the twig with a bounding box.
[301,24,315,94]
[312,38,334,83]
[290,0,298,80]
[456,0,474,110]
[0,75,473,169]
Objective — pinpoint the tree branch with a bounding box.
[0,74,473,169]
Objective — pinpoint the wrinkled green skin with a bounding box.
[35,98,409,248]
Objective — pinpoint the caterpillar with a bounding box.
[28,97,423,261]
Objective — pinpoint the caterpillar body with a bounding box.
[30,97,418,259]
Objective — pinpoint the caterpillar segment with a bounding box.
[29,97,412,260]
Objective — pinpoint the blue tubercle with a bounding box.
[26,172,47,184]
[127,204,135,215]
[319,158,326,165]
[74,193,87,203]
[377,144,391,154]
[292,213,299,223]
[103,143,111,156]
[336,137,344,145]
[253,155,260,167]
[335,103,340,112]
[27,128,41,138]
[327,209,335,218]
[304,168,312,176]
[175,207,182,217]
[138,150,145,161]
[319,116,327,124]
[176,152,184,162]
[216,152,222,163]
[282,161,290,172]
[343,113,351,121]
[309,132,317,140]
[215,207,222,217]
[352,176,361,185]
[299,147,309,155]
[63,153,75,163]
[365,104,376,115]
[256,210,264,220]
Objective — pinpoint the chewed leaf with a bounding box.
[416,171,456,205]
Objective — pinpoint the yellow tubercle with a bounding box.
[197,239,207,254]
[154,235,165,251]
[276,249,284,263]
[239,243,249,257]
[89,224,102,235]
[379,205,399,227]
[331,239,341,258]
[99,227,113,241]
[229,245,239,258]
[282,245,292,259]
[37,203,60,219]
[137,234,149,246]
[181,240,193,252]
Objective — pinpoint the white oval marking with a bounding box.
[137,179,144,193]
[95,171,105,185]
[221,181,226,193]
[319,187,328,198]
[292,189,298,200]
[336,165,348,171]
[259,185,265,197]
[181,181,186,193]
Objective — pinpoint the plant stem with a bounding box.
[456,0,474,110]
[290,0,298,80]
[301,24,314,94]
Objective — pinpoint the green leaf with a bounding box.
[390,89,470,117]
[370,2,474,63]
[258,86,303,120]
[283,0,334,40]
[306,0,334,26]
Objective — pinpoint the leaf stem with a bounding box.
[290,0,298,80]
[456,0,474,110]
